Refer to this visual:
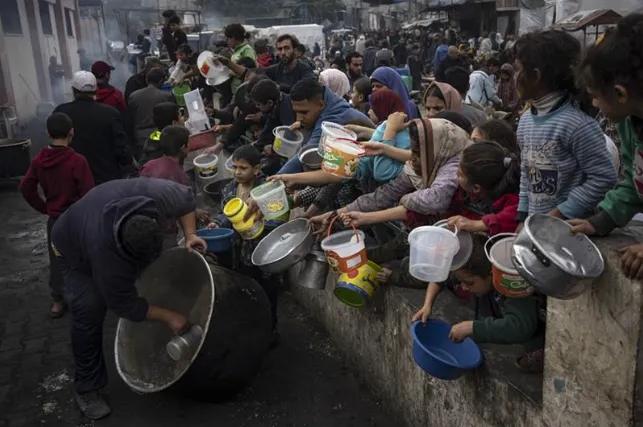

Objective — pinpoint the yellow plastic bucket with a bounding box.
[334,261,382,308]
[224,198,264,240]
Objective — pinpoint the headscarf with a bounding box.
[404,118,471,190]
[370,88,406,124]
[320,69,351,98]
[423,81,462,113]
[497,63,519,110]
[370,67,419,119]
[432,111,472,134]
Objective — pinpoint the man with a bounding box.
[51,177,206,419]
[48,56,65,105]
[173,44,199,82]
[432,35,449,74]
[264,35,313,94]
[435,46,468,82]
[277,78,373,174]
[78,49,92,71]
[345,52,364,87]
[169,15,187,60]
[444,66,487,126]
[126,68,175,161]
[54,71,133,184]
[375,40,395,68]
[294,43,316,72]
[393,38,407,66]
[124,57,164,102]
[91,61,126,112]
[362,39,377,76]
[160,10,177,60]
[407,44,423,91]
[467,58,502,107]
[355,35,365,55]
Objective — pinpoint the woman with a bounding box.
[320,69,351,100]
[371,67,420,119]
[497,63,520,112]
[310,118,471,229]
[423,81,462,117]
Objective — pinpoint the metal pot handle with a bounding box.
[530,244,551,267]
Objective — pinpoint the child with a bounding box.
[209,145,279,340]
[351,77,372,115]
[470,119,519,155]
[19,112,95,317]
[410,234,545,372]
[512,30,617,223]
[569,13,643,279]
[140,102,184,165]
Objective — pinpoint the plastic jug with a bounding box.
[223,198,264,240]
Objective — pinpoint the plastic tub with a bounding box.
[272,126,304,158]
[334,261,381,308]
[411,320,483,380]
[196,228,234,253]
[172,84,191,106]
[485,233,534,298]
[434,220,473,271]
[319,122,357,156]
[193,154,218,178]
[225,157,234,173]
[321,138,364,178]
[407,226,460,282]
[250,181,290,220]
[299,147,323,171]
[320,217,367,273]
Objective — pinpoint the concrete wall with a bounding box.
[2,1,40,122]
[78,4,106,57]
[291,225,643,427]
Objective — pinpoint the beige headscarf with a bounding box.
[404,118,471,190]
[423,81,463,113]
[320,69,351,98]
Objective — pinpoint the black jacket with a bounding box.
[53,98,132,184]
[51,178,196,322]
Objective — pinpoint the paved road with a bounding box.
[0,184,396,427]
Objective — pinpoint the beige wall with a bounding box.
[62,0,79,73]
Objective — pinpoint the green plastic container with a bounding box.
[401,75,413,92]
[172,84,191,106]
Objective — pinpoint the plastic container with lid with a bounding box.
[407,226,460,282]
[193,153,218,178]
[250,181,290,220]
[321,138,364,178]
[320,217,367,273]
[433,220,473,271]
[272,126,304,158]
[223,198,264,240]
[319,122,357,156]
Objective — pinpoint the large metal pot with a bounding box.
[510,214,604,300]
[251,218,314,273]
[115,248,272,400]
[297,251,329,290]
[0,139,31,178]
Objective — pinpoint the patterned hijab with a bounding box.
[404,118,471,190]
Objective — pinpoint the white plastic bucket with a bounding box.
[319,122,357,156]
[250,180,290,220]
[433,220,473,271]
[321,138,364,178]
[321,228,367,273]
[407,226,460,282]
[193,153,218,179]
[272,126,304,158]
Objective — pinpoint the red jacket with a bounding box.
[406,188,519,235]
[96,82,126,112]
[19,145,95,218]
[257,53,273,68]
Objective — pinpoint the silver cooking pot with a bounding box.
[297,251,329,290]
[510,214,605,300]
[251,218,314,273]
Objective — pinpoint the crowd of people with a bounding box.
[15,9,643,421]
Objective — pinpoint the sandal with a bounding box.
[515,349,544,373]
[50,302,68,318]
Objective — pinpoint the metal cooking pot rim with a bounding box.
[113,248,215,393]
[522,214,604,278]
[251,218,312,266]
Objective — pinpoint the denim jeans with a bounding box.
[277,153,304,174]
[60,262,108,394]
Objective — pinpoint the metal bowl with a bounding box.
[251,218,314,273]
[299,147,323,171]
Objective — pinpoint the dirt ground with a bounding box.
[0,182,398,427]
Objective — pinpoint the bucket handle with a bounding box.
[326,214,361,243]
[484,232,517,263]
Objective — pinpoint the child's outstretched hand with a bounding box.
[206,222,218,229]
[376,267,392,284]
[290,121,302,131]
[360,141,387,157]
[568,219,597,236]
[411,304,432,324]
[449,321,474,343]
[196,209,211,223]
[619,243,643,279]
[447,215,486,233]
[340,211,368,228]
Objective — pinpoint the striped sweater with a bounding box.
[517,100,617,219]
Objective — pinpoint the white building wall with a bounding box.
[79,5,106,57]
[62,0,80,72]
[3,0,40,122]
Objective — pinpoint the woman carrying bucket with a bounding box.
[410,234,546,373]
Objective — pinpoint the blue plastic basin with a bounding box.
[196,228,234,254]
[411,320,483,380]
